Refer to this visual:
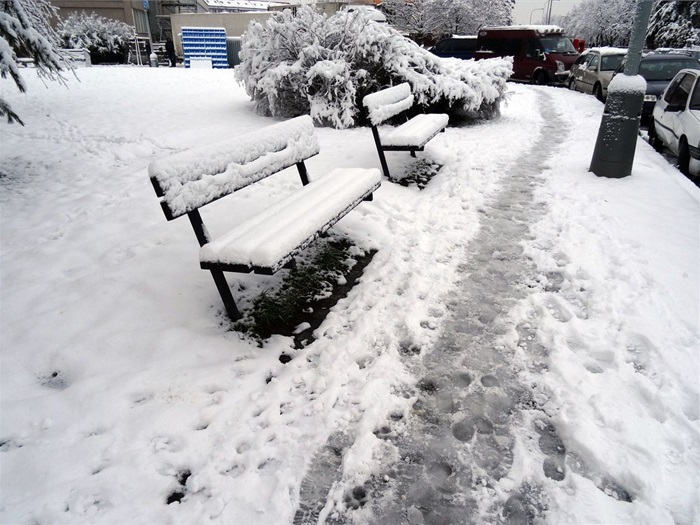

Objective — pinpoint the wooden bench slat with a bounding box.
[200,167,381,273]
[149,116,320,219]
[381,113,450,148]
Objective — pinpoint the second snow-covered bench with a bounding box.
[148,115,381,321]
[362,83,449,179]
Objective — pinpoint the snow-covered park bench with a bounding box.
[362,83,449,179]
[148,115,382,321]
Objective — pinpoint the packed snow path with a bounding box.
[365,90,570,524]
[294,90,568,524]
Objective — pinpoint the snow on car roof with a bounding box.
[589,47,628,56]
[481,25,564,35]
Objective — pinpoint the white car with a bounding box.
[650,68,700,177]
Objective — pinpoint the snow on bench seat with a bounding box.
[380,113,450,148]
[200,167,381,273]
[362,83,448,178]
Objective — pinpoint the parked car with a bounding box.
[474,25,579,85]
[568,47,627,101]
[649,68,700,177]
[653,47,700,61]
[430,36,478,60]
[614,53,700,118]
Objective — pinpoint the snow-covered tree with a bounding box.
[0,0,68,125]
[236,6,512,129]
[555,0,635,47]
[382,0,514,44]
[57,12,134,63]
[646,1,700,49]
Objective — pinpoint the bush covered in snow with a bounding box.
[235,6,512,129]
[57,12,134,63]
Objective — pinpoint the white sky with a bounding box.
[513,0,582,24]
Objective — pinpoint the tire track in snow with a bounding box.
[295,88,566,525]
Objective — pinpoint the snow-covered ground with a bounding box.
[1,67,698,525]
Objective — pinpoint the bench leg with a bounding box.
[209,269,241,321]
[371,126,391,179]
[410,150,416,158]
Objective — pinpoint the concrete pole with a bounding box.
[589,0,654,178]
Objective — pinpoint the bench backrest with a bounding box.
[362,83,415,126]
[149,115,320,220]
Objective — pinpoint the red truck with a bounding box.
[475,25,580,85]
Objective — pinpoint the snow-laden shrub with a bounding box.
[235,6,512,128]
[57,12,133,62]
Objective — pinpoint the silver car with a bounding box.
[568,47,627,101]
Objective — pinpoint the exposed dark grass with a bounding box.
[390,159,441,190]
[236,239,375,344]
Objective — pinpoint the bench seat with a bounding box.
[200,167,382,274]
[380,113,450,149]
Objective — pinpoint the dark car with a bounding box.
[430,36,477,60]
[614,53,700,118]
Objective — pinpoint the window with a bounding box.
[664,74,685,103]
[601,54,624,71]
[588,55,600,70]
[524,40,540,58]
[689,76,700,110]
[502,39,521,56]
[455,39,476,52]
[133,8,148,34]
[640,59,700,81]
[539,36,577,54]
[668,73,696,108]
[434,40,450,53]
[478,38,501,53]
[573,54,588,66]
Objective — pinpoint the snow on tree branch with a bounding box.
[383,0,515,44]
[647,1,700,49]
[0,0,70,125]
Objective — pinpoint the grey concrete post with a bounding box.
[589,0,654,178]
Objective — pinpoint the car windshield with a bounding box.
[601,54,625,71]
[639,59,700,81]
[539,36,577,55]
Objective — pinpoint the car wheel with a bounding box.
[648,121,663,151]
[678,137,690,176]
[533,70,547,85]
[593,83,604,102]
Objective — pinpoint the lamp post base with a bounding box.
[589,89,644,179]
